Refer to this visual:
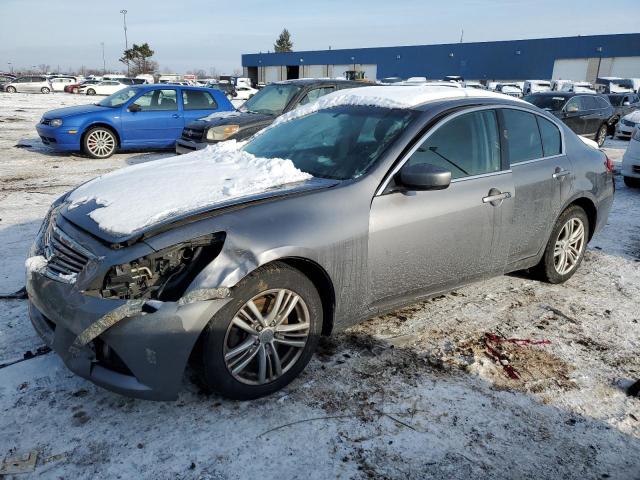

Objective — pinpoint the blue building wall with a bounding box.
[242,33,640,79]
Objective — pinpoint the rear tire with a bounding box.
[82,127,117,158]
[596,123,607,147]
[532,205,589,284]
[624,176,640,188]
[41,87,50,94]
[199,262,322,400]
[6,86,16,93]
[86,88,96,96]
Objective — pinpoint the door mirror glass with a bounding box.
[398,163,451,191]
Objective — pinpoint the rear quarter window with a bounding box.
[536,116,562,157]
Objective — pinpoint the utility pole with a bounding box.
[7,62,12,74]
[101,42,106,75]
[460,27,464,43]
[120,9,129,76]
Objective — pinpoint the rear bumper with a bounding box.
[622,143,640,179]
[175,138,210,154]
[35,124,82,151]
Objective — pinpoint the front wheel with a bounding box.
[5,86,16,93]
[532,205,589,284]
[199,262,322,400]
[624,176,640,188]
[86,88,96,96]
[41,87,50,94]
[83,127,117,158]
[596,123,607,147]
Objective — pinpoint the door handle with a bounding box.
[482,191,511,204]
[552,169,570,179]
[172,114,180,118]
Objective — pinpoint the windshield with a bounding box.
[243,106,416,180]
[524,95,567,111]
[97,87,139,107]
[612,79,633,89]
[240,84,302,115]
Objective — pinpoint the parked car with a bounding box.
[3,76,53,94]
[465,81,486,90]
[616,110,640,140]
[494,83,523,98]
[176,79,363,154]
[523,80,552,95]
[26,86,614,401]
[524,92,615,146]
[608,93,640,137]
[560,81,596,94]
[78,80,128,96]
[595,77,635,94]
[621,124,640,187]
[234,85,258,100]
[49,76,78,92]
[551,79,574,92]
[64,79,101,94]
[0,73,16,87]
[35,85,234,158]
[208,82,237,99]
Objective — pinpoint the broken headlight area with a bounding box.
[96,233,225,301]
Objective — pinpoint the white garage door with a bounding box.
[305,65,326,79]
[264,66,280,84]
[552,59,589,81]
[360,64,378,81]
[609,57,640,78]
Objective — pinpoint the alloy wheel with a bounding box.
[86,129,116,157]
[223,288,310,385]
[41,87,50,94]
[553,218,585,275]
[597,125,607,146]
[6,86,16,93]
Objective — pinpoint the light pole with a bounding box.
[101,42,106,75]
[7,62,12,74]
[120,9,129,76]
[595,46,603,83]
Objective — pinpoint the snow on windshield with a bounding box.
[67,140,311,235]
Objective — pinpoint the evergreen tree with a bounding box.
[274,29,293,52]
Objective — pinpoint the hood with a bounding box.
[43,104,110,119]
[61,141,338,245]
[188,110,274,130]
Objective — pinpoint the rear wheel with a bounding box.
[86,88,96,95]
[532,205,589,284]
[596,123,607,147]
[83,127,117,158]
[41,87,50,94]
[199,262,322,400]
[624,176,640,188]
[5,86,16,93]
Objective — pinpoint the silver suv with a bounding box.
[3,75,53,94]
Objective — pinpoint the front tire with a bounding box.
[533,205,589,284]
[83,127,117,158]
[199,262,322,400]
[6,86,16,93]
[41,87,50,94]
[86,88,96,96]
[596,123,607,147]
[624,176,640,188]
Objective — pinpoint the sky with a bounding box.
[0,0,637,75]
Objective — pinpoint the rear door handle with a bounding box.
[552,169,570,179]
[482,191,512,204]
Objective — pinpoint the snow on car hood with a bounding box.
[623,110,640,124]
[65,140,313,237]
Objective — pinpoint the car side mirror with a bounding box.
[623,101,631,106]
[398,163,451,191]
[127,103,141,112]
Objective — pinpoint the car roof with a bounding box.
[273,78,364,87]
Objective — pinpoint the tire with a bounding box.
[199,262,322,400]
[41,87,50,94]
[86,88,96,96]
[532,205,589,284]
[73,87,79,94]
[624,176,640,188]
[82,127,117,158]
[5,86,16,93]
[596,123,607,147]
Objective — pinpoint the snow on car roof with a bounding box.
[270,85,525,128]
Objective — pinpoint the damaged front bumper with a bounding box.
[27,269,231,401]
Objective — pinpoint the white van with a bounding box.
[523,80,551,95]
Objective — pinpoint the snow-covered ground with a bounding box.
[0,92,639,479]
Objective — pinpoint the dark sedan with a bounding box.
[175,79,363,154]
[524,92,615,146]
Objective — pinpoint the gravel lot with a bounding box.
[0,92,639,479]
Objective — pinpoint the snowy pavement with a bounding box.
[0,92,639,479]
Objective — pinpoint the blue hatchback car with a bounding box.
[36,85,235,158]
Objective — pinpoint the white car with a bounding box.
[621,124,640,188]
[560,82,596,94]
[495,83,523,98]
[49,76,78,92]
[79,80,128,96]
[523,80,551,95]
[234,85,258,100]
[616,110,640,139]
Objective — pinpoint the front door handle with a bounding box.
[172,113,180,118]
[552,169,570,179]
[482,191,512,204]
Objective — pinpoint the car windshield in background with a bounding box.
[524,95,567,111]
[607,95,624,106]
[240,84,302,115]
[612,79,634,89]
[243,106,416,180]
[98,87,139,107]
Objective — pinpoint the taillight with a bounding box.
[604,154,614,173]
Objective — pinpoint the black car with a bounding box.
[607,93,640,124]
[175,79,364,154]
[524,92,615,146]
[207,82,237,99]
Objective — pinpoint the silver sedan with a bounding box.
[26,86,614,400]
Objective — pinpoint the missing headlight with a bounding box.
[99,233,225,301]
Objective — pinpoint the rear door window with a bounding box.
[298,86,336,105]
[502,109,543,163]
[581,96,599,110]
[182,90,218,110]
[536,116,562,157]
[406,110,501,179]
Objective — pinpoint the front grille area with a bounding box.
[181,128,204,141]
[622,119,636,127]
[43,223,94,282]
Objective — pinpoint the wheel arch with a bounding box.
[566,196,597,241]
[81,122,121,148]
